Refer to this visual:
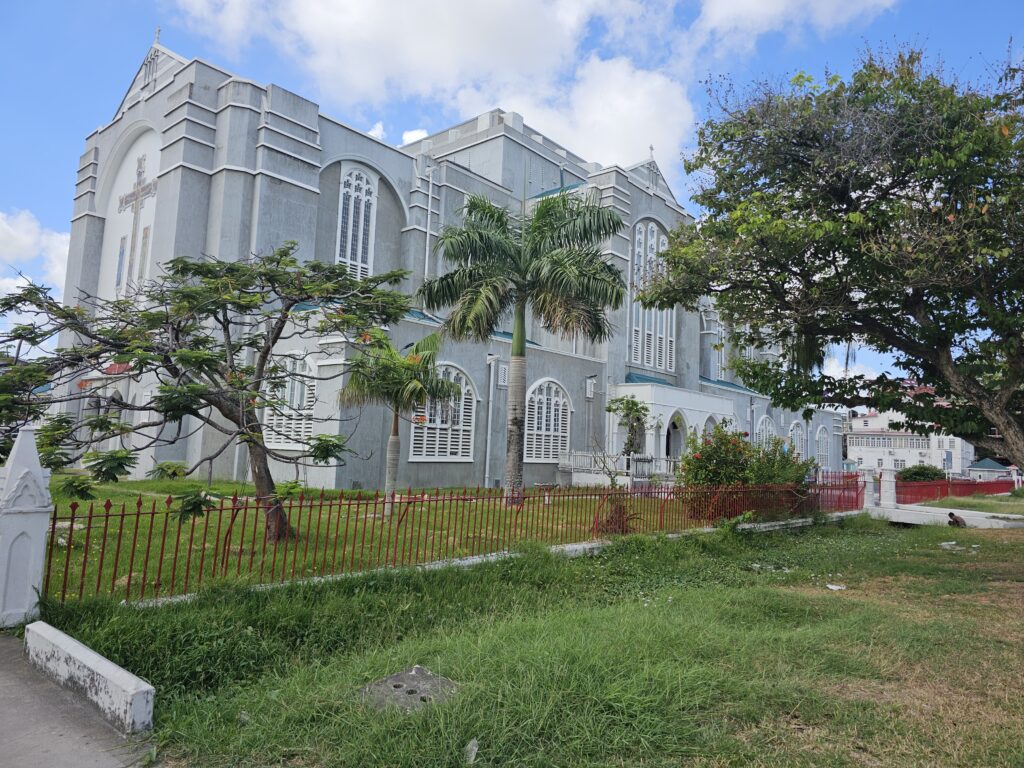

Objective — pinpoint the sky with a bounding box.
[1,0,1021,375]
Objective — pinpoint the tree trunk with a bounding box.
[248,441,290,541]
[503,302,527,504]
[384,409,400,511]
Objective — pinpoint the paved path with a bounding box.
[869,504,1024,529]
[0,634,149,767]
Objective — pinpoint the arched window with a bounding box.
[525,379,571,463]
[815,426,831,469]
[703,415,718,435]
[336,168,376,278]
[264,358,316,448]
[788,421,807,459]
[754,416,777,448]
[409,365,476,462]
[629,221,675,372]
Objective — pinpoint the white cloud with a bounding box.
[0,210,70,298]
[823,354,881,380]
[401,128,429,146]
[686,0,896,60]
[173,0,897,191]
[367,121,386,140]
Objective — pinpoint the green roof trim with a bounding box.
[530,181,586,200]
[968,458,1010,470]
[699,376,758,395]
[624,372,676,386]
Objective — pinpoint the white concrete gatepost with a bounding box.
[878,468,897,508]
[0,428,53,628]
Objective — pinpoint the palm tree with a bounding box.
[340,331,460,501]
[419,191,625,501]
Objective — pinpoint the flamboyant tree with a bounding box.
[0,242,409,538]
[419,192,625,501]
[642,51,1024,467]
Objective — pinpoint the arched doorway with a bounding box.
[665,411,686,458]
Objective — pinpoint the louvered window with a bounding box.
[629,222,675,372]
[754,416,777,448]
[264,359,316,449]
[815,427,831,469]
[336,169,376,278]
[409,365,476,462]
[524,380,571,463]
[788,422,807,459]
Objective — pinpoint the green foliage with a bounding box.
[677,422,815,487]
[175,489,216,523]
[83,449,138,483]
[57,474,96,500]
[1010,487,1024,499]
[605,395,651,456]
[641,49,1024,468]
[897,464,947,481]
[0,242,412,502]
[146,461,188,481]
[275,480,303,499]
[36,414,75,470]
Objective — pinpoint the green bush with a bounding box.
[896,464,946,482]
[146,461,188,481]
[1009,487,1024,498]
[676,422,816,487]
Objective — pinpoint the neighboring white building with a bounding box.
[845,411,974,476]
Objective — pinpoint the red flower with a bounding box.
[693,453,702,459]
[742,431,749,437]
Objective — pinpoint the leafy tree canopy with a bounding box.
[0,242,409,537]
[643,50,1024,466]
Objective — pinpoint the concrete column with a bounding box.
[0,428,53,628]
[879,468,897,507]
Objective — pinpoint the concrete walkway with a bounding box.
[0,634,149,767]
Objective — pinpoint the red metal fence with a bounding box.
[44,478,863,604]
[895,478,1015,505]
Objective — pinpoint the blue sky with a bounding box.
[1,0,1021,374]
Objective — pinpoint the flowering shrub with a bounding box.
[677,422,816,487]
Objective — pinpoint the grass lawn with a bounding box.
[922,493,1024,516]
[35,516,1024,767]
[46,477,804,602]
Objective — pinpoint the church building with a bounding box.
[64,41,843,490]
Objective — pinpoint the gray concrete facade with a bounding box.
[63,43,843,491]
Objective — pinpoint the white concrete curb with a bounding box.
[24,621,154,734]
[868,505,1024,529]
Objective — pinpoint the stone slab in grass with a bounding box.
[360,665,457,713]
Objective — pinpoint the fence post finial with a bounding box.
[0,427,53,627]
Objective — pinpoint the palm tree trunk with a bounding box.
[503,302,527,504]
[385,409,400,509]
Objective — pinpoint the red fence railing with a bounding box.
[44,479,863,604]
[895,478,1015,505]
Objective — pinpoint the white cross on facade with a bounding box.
[117,155,158,291]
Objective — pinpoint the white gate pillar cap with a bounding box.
[0,427,51,515]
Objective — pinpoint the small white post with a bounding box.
[0,428,53,628]
[879,468,897,507]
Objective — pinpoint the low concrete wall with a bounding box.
[24,621,154,734]
[869,504,1024,529]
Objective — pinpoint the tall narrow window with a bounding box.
[789,422,807,459]
[754,416,777,448]
[115,237,127,290]
[409,365,476,461]
[336,169,376,278]
[137,226,150,282]
[816,426,831,469]
[264,359,316,449]
[629,222,675,372]
[525,380,571,463]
